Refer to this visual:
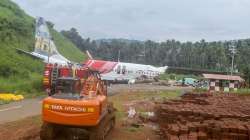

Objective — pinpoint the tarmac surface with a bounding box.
[0,97,43,124]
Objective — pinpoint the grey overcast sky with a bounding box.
[13,0,250,42]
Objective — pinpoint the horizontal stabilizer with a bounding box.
[15,48,43,60]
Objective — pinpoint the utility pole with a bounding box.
[229,43,236,75]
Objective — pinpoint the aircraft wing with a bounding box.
[15,48,43,60]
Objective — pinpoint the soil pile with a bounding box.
[156,93,250,140]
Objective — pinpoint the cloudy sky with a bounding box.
[13,0,250,42]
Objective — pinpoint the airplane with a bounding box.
[17,17,167,83]
[83,51,168,83]
[17,17,70,65]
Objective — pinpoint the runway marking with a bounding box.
[0,105,22,112]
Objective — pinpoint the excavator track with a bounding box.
[89,103,116,140]
[40,103,115,140]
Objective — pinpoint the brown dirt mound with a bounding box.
[156,93,250,140]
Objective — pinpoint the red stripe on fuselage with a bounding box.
[83,60,118,74]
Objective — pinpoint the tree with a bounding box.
[61,28,250,78]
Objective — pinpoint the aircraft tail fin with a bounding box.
[33,17,70,64]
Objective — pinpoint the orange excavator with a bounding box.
[40,64,115,140]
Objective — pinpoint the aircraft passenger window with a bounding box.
[117,65,121,74]
[122,66,126,74]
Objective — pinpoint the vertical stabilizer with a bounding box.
[33,17,70,64]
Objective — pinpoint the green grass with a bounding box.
[0,0,86,97]
[193,88,209,92]
[125,90,181,101]
[124,126,142,132]
[0,73,46,100]
[111,90,181,112]
[159,73,201,81]
[0,0,43,95]
[231,88,250,95]
[109,90,181,122]
[0,73,41,92]
[115,111,126,120]
[193,88,250,95]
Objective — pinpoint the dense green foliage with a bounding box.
[0,0,34,51]
[61,28,250,72]
[0,0,85,94]
[62,28,250,82]
[61,28,91,53]
[0,0,43,93]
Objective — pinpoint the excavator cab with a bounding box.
[52,77,82,100]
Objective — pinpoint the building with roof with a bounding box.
[202,74,244,92]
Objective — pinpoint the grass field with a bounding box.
[159,73,202,81]
[0,0,86,96]
[110,90,181,113]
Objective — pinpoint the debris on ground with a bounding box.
[128,107,137,118]
[156,93,250,140]
[122,100,158,129]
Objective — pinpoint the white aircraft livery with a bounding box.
[18,17,167,83]
[83,53,168,83]
[32,17,70,64]
[24,17,70,65]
